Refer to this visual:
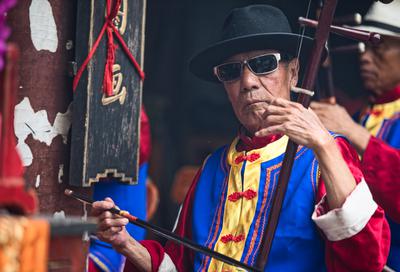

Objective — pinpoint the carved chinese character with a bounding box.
[113,0,128,35]
[101,64,127,105]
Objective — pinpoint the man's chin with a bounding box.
[362,81,381,96]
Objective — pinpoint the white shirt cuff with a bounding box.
[312,179,377,241]
[158,253,177,272]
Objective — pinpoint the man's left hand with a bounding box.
[310,101,356,136]
[255,98,333,150]
[310,101,371,154]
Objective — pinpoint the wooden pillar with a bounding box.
[7,0,90,216]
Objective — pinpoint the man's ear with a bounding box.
[289,58,299,87]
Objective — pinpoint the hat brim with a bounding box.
[351,25,400,38]
[189,33,319,82]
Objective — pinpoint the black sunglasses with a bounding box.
[213,53,281,82]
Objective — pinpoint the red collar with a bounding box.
[236,127,282,152]
[372,85,400,104]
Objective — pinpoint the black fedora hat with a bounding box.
[189,4,319,82]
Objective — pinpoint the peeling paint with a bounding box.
[82,203,88,221]
[35,175,40,188]
[58,164,64,183]
[65,40,73,50]
[82,203,90,241]
[14,97,72,166]
[53,210,66,220]
[53,104,72,144]
[29,0,58,52]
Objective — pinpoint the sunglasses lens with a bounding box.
[248,54,278,74]
[216,62,242,82]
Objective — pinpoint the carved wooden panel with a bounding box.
[70,0,146,187]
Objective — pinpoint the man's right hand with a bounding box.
[92,197,131,250]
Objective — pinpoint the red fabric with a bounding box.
[372,85,400,104]
[236,126,282,152]
[316,138,390,272]
[73,0,145,94]
[0,45,37,215]
[124,169,202,272]
[161,170,201,271]
[0,114,23,178]
[139,107,151,166]
[122,240,166,272]
[88,259,101,272]
[362,136,400,223]
[125,137,390,271]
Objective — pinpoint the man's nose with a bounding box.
[241,65,260,91]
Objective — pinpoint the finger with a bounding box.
[92,200,115,216]
[262,104,288,119]
[107,226,124,234]
[104,197,115,205]
[309,105,327,117]
[98,210,114,221]
[309,101,327,109]
[255,124,284,137]
[96,226,124,240]
[272,97,305,110]
[263,114,289,126]
[98,217,129,231]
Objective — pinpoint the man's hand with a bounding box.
[310,101,356,135]
[92,197,131,250]
[92,198,153,271]
[255,98,333,150]
[310,101,371,154]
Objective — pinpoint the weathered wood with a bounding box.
[7,0,91,215]
[70,0,146,187]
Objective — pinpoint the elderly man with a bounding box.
[311,1,400,270]
[93,5,389,272]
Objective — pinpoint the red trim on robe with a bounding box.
[124,169,201,272]
[139,107,151,166]
[372,85,400,104]
[316,137,390,272]
[362,136,400,223]
[124,137,390,272]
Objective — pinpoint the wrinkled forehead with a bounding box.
[224,49,280,62]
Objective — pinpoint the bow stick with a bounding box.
[64,189,261,272]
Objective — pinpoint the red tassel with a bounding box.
[73,0,145,94]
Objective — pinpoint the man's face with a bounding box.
[359,36,400,96]
[221,50,299,134]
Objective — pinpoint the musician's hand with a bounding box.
[310,101,356,135]
[255,98,333,150]
[92,197,131,250]
[310,101,371,154]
